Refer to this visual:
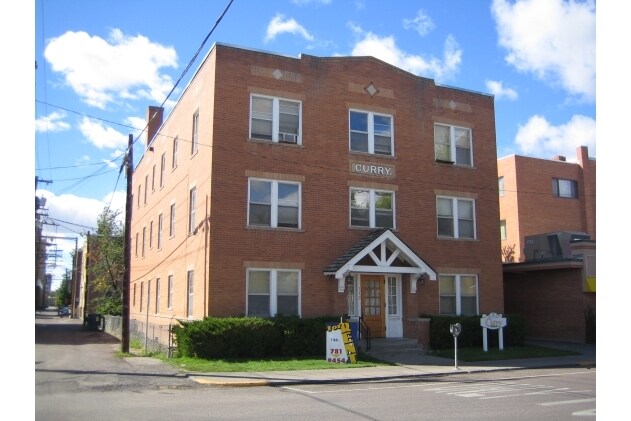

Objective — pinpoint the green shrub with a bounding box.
[171,315,339,359]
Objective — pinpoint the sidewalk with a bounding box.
[178,340,596,387]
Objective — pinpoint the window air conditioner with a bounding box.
[279,132,297,143]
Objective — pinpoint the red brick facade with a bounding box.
[129,44,504,347]
[498,146,596,262]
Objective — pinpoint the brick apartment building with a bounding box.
[498,147,596,343]
[498,146,596,262]
[129,43,504,349]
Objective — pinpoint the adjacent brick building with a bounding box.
[499,146,596,343]
[129,43,504,349]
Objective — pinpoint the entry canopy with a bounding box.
[324,228,437,293]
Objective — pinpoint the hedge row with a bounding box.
[426,314,527,350]
[171,315,340,359]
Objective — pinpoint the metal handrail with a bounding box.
[359,316,371,351]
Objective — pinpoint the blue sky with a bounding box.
[28,0,602,288]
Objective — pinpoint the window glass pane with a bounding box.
[279,100,299,136]
[249,204,271,226]
[351,190,370,209]
[458,220,474,238]
[440,297,456,315]
[375,192,392,210]
[454,127,470,147]
[460,276,477,296]
[250,180,271,203]
[350,111,369,152]
[251,97,273,140]
[455,146,471,166]
[277,271,298,294]
[351,209,370,226]
[437,198,452,217]
[500,220,507,240]
[277,296,298,316]
[440,276,456,294]
[373,115,392,155]
[434,125,451,161]
[438,218,454,237]
[277,206,298,228]
[278,183,298,204]
[559,179,572,197]
[375,210,393,228]
[460,297,477,315]
[248,296,270,317]
[248,271,270,293]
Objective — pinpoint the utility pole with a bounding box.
[122,134,133,353]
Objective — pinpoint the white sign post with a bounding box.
[480,313,507,352]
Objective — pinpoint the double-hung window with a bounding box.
[434,123,472,166]
[250,95,301,144]
[188,187,197,235]
[349,110,393,156]
[498,176,504,196]
[172,136,178,169]
[157,213,163,249]
[187,270,194,317]
[169,203,176,237]
[247,269,300,317]
[552,178,578,199]
[350,188,394,228]
[191,112,199,155]
[439,274,478,316]
[167,274,174,309]
[248,179,300,229]
[436,196,475,239]
[142,226,146,257]
[160,153,166,188]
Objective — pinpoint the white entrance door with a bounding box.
[385,275,403,338]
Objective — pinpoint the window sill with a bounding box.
[246,225,304,233]
[437,236,478,242]
[349,150,396,159]
[248,138,304,148]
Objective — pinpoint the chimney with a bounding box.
[146,106,164,149]
[552,155,566,162]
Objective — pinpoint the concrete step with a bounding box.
[360,338,426,359]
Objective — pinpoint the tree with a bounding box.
[55,270,72,307]
[88,207,125,315]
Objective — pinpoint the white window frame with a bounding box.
[500,220,507,240]
[160,153,166,188]
[142,226,146,257]
[172,136,178,169]
[144,175,148,204]
[157,213,163,249]
[155,277,160,314]
[249,94,302,145]
[188,186,197,235]
[169,203,176,237]
[434,123,473,166]
[349,109,394,156]
[498,176,504,196]
[349,188,395,229]
[167,274,174,309]
[191,111,199,155]
[247,178,301,229]
[246,269,301,317]
[439,274,479,316]
[187,270,194,317]
[149,220,154,249]
[436,196,476,239]
[152,164,156,191]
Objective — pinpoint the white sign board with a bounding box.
[480,313,507,352]
[326,322,357,363]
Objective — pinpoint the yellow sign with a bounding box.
[326,322,357,363]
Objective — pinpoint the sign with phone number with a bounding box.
[326,322,357,364]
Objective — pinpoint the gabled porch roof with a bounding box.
[324,228,437,293]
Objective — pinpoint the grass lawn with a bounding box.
[147,345,578,373]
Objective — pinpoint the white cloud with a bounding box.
[37,189,125,290]
[403,9,435,36]
[350,29,462,82]
[35,111,71,133]
[485,80,518,100]
[44,29,178,109]
[491,0,595,101]
[515,114,596,159]
[78,117,128,150]
[264,14,315,43]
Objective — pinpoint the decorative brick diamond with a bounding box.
[365,82,379,97]
[273,69,283,80]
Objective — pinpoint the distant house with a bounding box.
[129,43,504,351]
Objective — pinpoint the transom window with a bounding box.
[250,95,301,144]
[434,123,472,166]
[437,196,476,239]
[439,274,478,316]
[247,269,300,317]
[552,178,578,199]
[350,188,394,228]
[349,110,393,156]
[248,179,301,229]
